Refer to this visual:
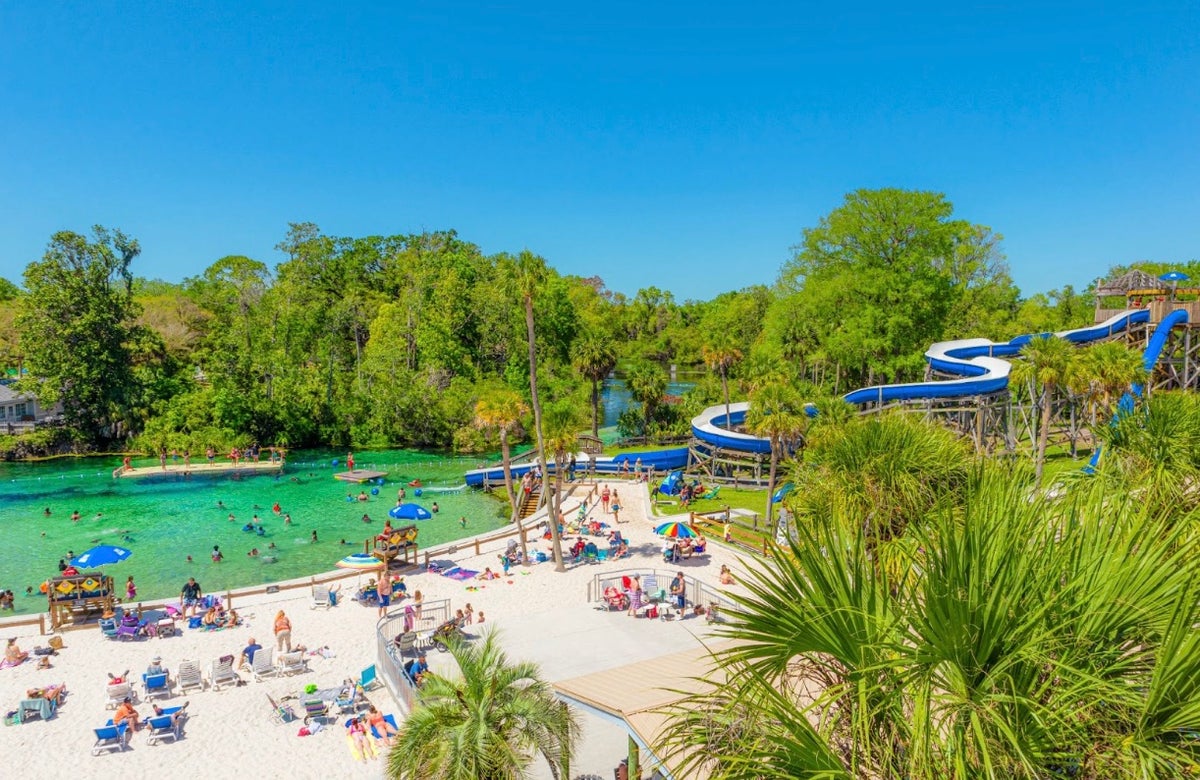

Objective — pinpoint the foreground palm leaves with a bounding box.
[659,471,1200,779]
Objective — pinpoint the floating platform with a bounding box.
[334,469,388,484]
[113,461,283,479]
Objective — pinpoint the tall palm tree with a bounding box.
[1011,334,1075,485]
[543,400,584,573]
[625,361,667,437]
[572,333,617,438]
[386,630,580,780]
[702,343,744,429]
[516,251,564,571]
[474,387,530,565]
[745,382,806,532]
[658,472,1200,779]
[1068,339,1148,423]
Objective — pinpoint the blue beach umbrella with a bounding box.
[70,544,133,568]
[389,503,432,521]
[1160,271,1190,282]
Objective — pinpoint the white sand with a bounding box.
[0,480,753,779]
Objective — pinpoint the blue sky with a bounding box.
[1,2,1197,301]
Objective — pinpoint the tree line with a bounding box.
[0,189,1179,455]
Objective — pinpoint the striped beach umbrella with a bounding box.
[335,553,383,571]
[654,521,701,539]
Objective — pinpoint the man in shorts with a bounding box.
[180,577,202,618]
[377,574,393,618]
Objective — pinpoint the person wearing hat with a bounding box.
[146,655,165,676]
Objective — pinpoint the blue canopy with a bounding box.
[1160,271,1190,282]
[389,503,432,521]
[659,470,684,496]
[70,544,133,568]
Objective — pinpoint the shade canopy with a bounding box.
[335,553,383,571]
[1160,271,1190,282]
[654,521,701,539]
[389,503,432,521]
[70,544,132,568]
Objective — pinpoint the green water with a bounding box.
[0,450,509,614]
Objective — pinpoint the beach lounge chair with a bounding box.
[359,664,380,691]
[701,486,721,500]
[92,722,129,755]
[642,574,664,603]
[251,647,277,681]
[310,584,331,610]
[177,660,204,694]
[276,650,308,676]
[302,698,330,725]
[209,657,239,690]
[145,705,187,746]
[142,672,172,701]
[99,618,119,640]
[267,693,299,724]
[105,682,136,709]
[393,632,417,659]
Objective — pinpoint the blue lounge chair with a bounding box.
[92,722,129,755]
[145,705,187,746]
[99,618,119,640]
[143,672,172,701]
[359,664,380,691]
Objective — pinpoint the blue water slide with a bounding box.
[690,309,1155,453]
[463,447,689,487]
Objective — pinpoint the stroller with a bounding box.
[429,619,465,653]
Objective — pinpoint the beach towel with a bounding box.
[443,568,478,581]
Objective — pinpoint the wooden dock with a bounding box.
[334,469,388,484]
[113,461,283,479]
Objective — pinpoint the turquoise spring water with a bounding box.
[0,450,511,614]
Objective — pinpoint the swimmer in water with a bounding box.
[44,507,51,517]
[187,555,193,563]
[272,502,281,515]
[228,513,235,522]
[217,500,225,509]
[340,538,349,545]
[311,530,318,543]
[431,502,439,513]
[284,513,292,525]
[362,514,371,523]
[268,542,276,550]
[248,548,259,557]
[94,512,103,520]
[71,510,81,522]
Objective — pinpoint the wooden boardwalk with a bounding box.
[113,461,283,479]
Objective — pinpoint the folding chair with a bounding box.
[251,647,277,681]
[267,693,299,724]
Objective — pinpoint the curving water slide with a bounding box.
[689,309,1185,453]
[464,310,1185,486]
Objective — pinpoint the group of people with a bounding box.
[663,534,707,562]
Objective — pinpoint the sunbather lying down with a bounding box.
[26,682,67,705]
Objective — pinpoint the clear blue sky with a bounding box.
[1,2,1197,301]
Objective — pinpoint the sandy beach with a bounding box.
[0,479,751,779]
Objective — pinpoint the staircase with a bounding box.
[518,486,543,520]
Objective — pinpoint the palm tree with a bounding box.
[543,400,584,572]
[474,387,530,565]
[745,382,806,532]
[658,472,1200,779]
[516,251,564,571]
[702,343,744,429]
[572,333,617,438]
[1011,334,1076,485]
[386,630,580,780]
[625,361,668,438]
[1068,339,1148,423]
[1105,391,1200,516]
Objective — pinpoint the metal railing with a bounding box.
[374,597,452,713]
[586,567,741,618]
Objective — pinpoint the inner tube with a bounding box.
[408,479,422,487]
[242,524,254,532]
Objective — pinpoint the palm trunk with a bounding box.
[499,430,529,567]
[1035,386,1052,485]
[591,378,600,438]
[721,371,731,427]
[526,294,565,572]
[766,443,779,533]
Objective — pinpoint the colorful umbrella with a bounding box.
[335,553,384,571]
[654,521,701,539]
[70,544,132,568]
[389,503,432,521]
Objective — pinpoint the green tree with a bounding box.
[17,226,148,441]
[517,251,567,572]
[745,382,807,531]
[767,189,1012,386]
[474,387,530,564]
[1068,339,1147,423]
[543,399,584,570]
[625,361,668,437]
[702,343,744,429]
[386,631,579,780]
[1011,334,1076,485]
[572,333,617,437]
[659,474,1200,779]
